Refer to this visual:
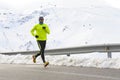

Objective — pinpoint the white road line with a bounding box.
[5,65,120,80]
[38,70,120,80]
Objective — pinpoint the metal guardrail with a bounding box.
[1,44,120,58]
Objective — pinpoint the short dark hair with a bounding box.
[39,16,44,20]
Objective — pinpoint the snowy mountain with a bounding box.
[0,0,120,52]
[1,0,120,69]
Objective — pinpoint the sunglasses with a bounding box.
[39,19,44,20]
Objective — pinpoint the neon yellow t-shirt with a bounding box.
[31,23,50,41]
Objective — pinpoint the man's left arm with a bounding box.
[44,24,50,34]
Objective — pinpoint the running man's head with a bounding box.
[39,16,44,24]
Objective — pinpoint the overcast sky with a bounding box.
[0,0,120,11]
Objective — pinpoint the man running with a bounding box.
[31,16,50,67]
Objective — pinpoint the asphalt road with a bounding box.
[0,64,120,80]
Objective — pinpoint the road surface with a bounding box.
[0,64,120,80]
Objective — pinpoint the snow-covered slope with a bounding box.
[0,0,120,52]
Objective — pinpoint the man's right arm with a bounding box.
[31,26,36,36]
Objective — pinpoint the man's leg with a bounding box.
[39,41,49,67]
[39,41,46,63]
[35,40,42,57]
[32,40,42,63]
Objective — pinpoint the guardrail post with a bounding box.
[105,46,112,58]
[107,51,112,58]
[67,53,70,56]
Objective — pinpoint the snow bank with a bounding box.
[0,52,120,69]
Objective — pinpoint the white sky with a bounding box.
[0,0,55,10]
[0,0,120,11]
[105,0,120,9]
